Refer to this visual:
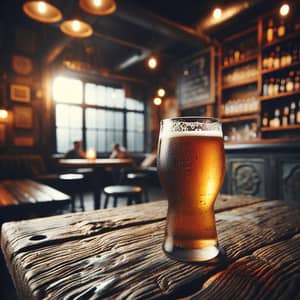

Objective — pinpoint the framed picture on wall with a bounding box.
[14,106,33,128]
[10,84,31,103]
[14,136,34,147]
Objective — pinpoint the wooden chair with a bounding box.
[103,185,142,208]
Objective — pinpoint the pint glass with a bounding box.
[157,117,225,262]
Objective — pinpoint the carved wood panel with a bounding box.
[279,159,300,203]
[229,158,266,198]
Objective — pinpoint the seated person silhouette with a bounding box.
[65,141,85,159]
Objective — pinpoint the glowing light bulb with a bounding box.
[153,97,162,106]
[37,1,47,14]
[279,3,290,16]
[93,0,102,7]
[157,88,166,97]
[72,20,81,32]
[0,109,8,119]
[213,8,222,20]
[148,56,158,69]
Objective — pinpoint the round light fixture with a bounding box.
[0,109,8,119]
[213,7,222,20]
[279,3,290,16]
[79,0,117,16]
[157,88,166,98]
[22,1,62,23]
[60,19,93,38]
[153,97,162,106]
[147,56,158,70]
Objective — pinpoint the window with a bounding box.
[53,76,145,154]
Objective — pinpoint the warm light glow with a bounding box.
[93,0,102,7]
[37,1,47,14]
[153,97,162,106]
[157,88,166,97]
[279,3,290,16]
[147,56,158,69]
[213,7,222,20]
[0,109,8,119]
[22,1,62,23]
[86,148,96,160]
[72,20,81,32]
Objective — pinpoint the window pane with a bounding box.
[97,85,106,106]
[136,113,144,131]
[85,83,96,105]
[97,130,106,152]
[115,112,123,129]
[56,104,69,127]
[106,129,115,150]
[126,112,135,130]
[115,130,123,145]
[106,87,114,107]
[127,131,135,152]
[69,106,82,128]
[106,110,115,129]
[97,109,106,128]
[126,98,135,110]
[56,128,70,153]
[114,89,125,108]
[86,129,97,149]
[86,108,97,128]
[53,76,83,103]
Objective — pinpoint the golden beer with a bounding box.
[157,118,225,262]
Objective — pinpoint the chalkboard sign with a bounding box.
[178,47,215,109]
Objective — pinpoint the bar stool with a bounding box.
[125,172,150,202]
[58,173,85,212]
[103,185,142,209]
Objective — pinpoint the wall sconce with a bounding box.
[0,109,8,120]
[153,97,162,106]
[22,0,62,23]
[60,19,93,38]
[79,0,117,16]
[157,88,166,98]
[279,3,290,17]
[147,55,158,70]
[212,7,222,20]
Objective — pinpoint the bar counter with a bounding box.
[1,195,300,299]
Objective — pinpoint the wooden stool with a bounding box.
[59,173,85,212]
[125,172,149,202]
[103,185,142,209]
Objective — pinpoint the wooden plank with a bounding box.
[2,198,300,299]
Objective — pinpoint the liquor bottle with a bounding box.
[266,19,274,43]
[279,78,286,93]
[286,71,294,92]
[282,106,289,126]
[273,78,280,94]
[286,44,292,65]
[273,46,280,68]
[280,50,287,67]
[297,100,300,124]
[262,112,269,127]
[263,79,269,96]
[277,19,286,37]
[295,73,300,90]
[290,102,296,125]
[273,109,281,127]
[268,52,275,69]
[262,54,269,69]
[268,78,274,95]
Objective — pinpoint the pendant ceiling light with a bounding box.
[60,19,93,38]
[79,0,117,16]
[22,0,62,23]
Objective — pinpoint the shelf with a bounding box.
[261,61,300,75]
[222,55,257,70]
[221,114,259,123]
[222,78,258,90]
[263,30,300,50]
[261,124,300,132]
[260,90,300,101]
[222,110,260,118]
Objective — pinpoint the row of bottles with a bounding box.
[224,122,258,142]
[262,100,300,127]
[222,96,259,116]
[223,49,256,67]
[262,70,300,96]
[223,64,258,85]
[265,18,300,44]
[262,44,300,70]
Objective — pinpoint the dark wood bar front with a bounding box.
[2,195,300,299]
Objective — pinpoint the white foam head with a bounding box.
[160,118,223,138]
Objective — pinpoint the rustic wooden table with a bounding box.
[1,195,300,299]
[0,179,70,223]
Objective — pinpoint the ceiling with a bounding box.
[0,0,295,85]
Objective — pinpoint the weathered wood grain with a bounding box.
[2,196,300,300]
